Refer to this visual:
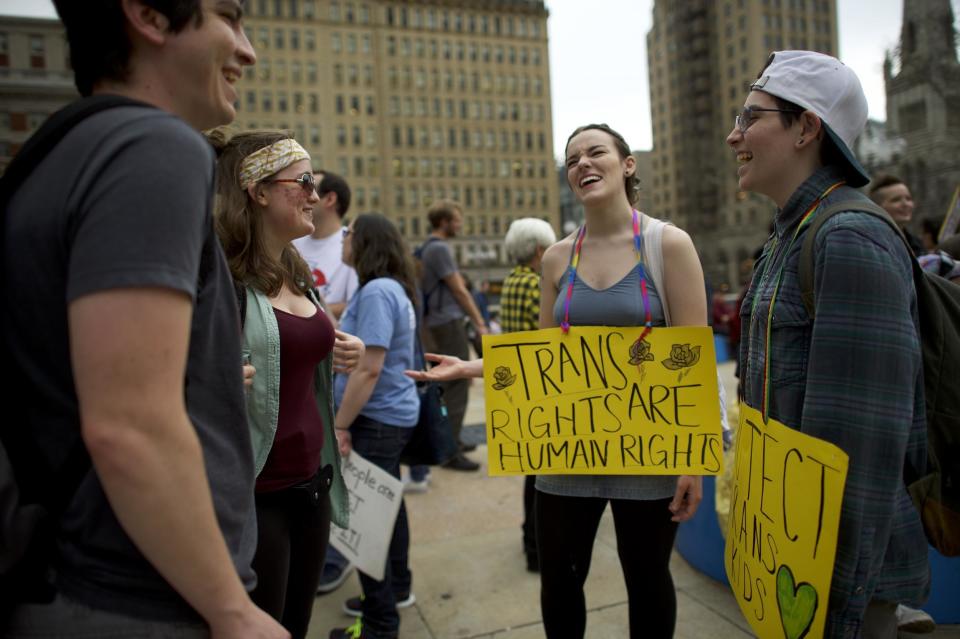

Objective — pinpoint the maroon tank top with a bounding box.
[256,303,335,493]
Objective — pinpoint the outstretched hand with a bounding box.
[404,353,482,382]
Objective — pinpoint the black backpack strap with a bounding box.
[417,237,445,314]
[799,199,912,318]
[0,95,154,517]
[0,95,151,207]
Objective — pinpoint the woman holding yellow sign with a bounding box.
[410,123,707,638]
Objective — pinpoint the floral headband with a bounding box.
[238,138,311,188]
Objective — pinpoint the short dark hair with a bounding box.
[564,123,640,207]
[427,200,462,229]
[868,174,906,202]
[53,0,204,96]
[922,217,943,237]
[316,171,351,217]
[768,95,845,169]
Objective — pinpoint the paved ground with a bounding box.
[307,363,960,639]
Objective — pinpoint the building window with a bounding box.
[290,29,299,50]
[330,2,341,21]
[29,34,45,69]
[332,33,341,53]
[0,33,8,67]
[305,31,315,51]
[274,28,284,49]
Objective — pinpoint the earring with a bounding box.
[798,137,804,144]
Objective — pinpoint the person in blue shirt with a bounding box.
[330,213,421,639]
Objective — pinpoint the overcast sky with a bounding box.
[2,0,958,158]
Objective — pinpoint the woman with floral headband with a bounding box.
[208,129,363,639]
[408,123,706,638]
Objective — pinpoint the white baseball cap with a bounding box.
[750,50,870,187]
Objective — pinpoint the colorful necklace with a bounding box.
[560,209,653,341]
[750,180,846,419]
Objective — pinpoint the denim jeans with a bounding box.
[349,415,415,639]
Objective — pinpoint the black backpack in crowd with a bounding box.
[414,236,443,317]
[799,199,960,557]
[0,95,152,614]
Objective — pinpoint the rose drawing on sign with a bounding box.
[492,366,517,390]
[628,338,655,365]
[662,343,700,381]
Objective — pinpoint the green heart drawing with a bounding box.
[776,564,818,639]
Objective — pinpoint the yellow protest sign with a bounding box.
[482,326,723,476]
[725,403,849,639]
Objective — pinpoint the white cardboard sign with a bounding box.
[329,451,404,581]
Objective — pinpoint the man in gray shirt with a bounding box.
[419,201,488,471]
[2,1,286,637]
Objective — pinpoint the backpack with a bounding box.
[413,236,443,317]
[0,95,153,612]
[799,199,960,557]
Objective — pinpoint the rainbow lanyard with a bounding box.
[560,209,652,340]
[750,180,845,419]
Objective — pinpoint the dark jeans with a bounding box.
[522,475,538,559]
[423,319,470,443]
[535,491,678,639]
[250,470,332,639]
[350,415,415,639]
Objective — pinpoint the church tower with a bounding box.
[884,0,960,225]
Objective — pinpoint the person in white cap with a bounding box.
[727,51,929,638]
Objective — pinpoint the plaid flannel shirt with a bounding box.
[500,264,540,334]
[739,166,929,637]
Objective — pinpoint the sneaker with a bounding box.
[443,453,480,471]
[343,593,417,618]
[403,478,429,494]
[329,618,366,639]
[317,562,355,595]
[896,604,936,633]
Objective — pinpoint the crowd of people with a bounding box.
[1,2,956,639]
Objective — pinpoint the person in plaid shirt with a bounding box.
[500,217,557,571]
[728,51,929,637]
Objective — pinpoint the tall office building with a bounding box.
[646,0,837,288]
[0,16,78,172]
[883,0,960,225]
[234,0,559,280]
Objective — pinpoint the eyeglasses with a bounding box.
[734,105,803,133]
[262,172,316,195]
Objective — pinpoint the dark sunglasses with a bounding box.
[262,172,316,195]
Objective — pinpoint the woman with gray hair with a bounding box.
[500,217,557,571]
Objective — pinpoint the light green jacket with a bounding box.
[242,285,348,529]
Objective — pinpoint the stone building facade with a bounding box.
[883,0,960,231]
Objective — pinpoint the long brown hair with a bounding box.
[350,213,418,306]
[207,128,313,296]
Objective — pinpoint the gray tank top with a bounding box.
[537,257,678,501]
